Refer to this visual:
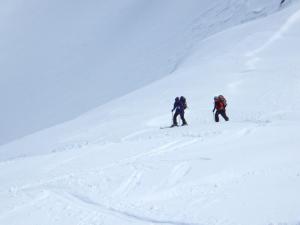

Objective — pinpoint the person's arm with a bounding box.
[172,103,176,112]
[212,103,216,112]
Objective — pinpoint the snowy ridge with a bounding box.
[1,1,300,225]
[0,0,295,145]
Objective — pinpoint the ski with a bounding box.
[160,125,176,129]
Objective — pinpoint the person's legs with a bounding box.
[220,110,229,121]
[173,111,179,126]
[180,111,187,125]
[215,111,220,122]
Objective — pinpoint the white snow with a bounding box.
[1,1,300,225]
[0,0,291,145]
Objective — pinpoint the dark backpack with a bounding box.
[180,96,188,109]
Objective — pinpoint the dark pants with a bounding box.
[173,110,187,126]
[215,110,229,122]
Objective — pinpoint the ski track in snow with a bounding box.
[121,129,153,142]
[113,170,143,197]
[2,138,198,194]
[45,189,202,225]
[0,134,202,224]
[166,162,192,187]
[0,111,290,225]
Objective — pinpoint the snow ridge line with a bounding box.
[246,8,300,58]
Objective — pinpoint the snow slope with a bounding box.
[1,1,300,225]
[0,0,290,145]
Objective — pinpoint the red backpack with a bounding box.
[218,95,227,108]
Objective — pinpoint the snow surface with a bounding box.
[0,0,291,145]
[1,1,300,225]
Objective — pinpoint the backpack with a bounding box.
[218,95,227,107]
[180,96,188,109]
